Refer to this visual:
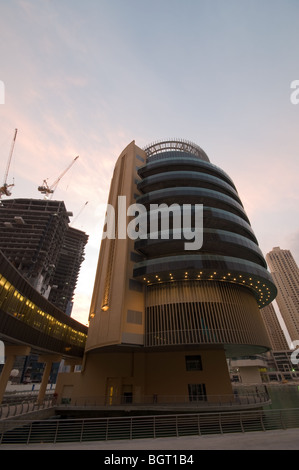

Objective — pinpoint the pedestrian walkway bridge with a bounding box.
[0,250,87,357]
[0,250,88,403]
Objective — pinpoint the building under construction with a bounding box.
[0,198,88,315]
[48,225,89,314]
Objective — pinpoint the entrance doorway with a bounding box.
[122,384,133,403]
[106,378,120,405]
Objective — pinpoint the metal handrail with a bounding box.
[0,391,270,419]
[0,395,54,419]
[1,408,299,445]
[58,391,270,407]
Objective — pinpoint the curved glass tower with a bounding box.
[57,139,277,406]
[133,140,276,356]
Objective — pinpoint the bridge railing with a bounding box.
[0,395,54,419]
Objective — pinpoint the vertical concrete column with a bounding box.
[37,355,61,404]
[0,354,15,404]
[0,345,31,404]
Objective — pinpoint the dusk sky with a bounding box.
[0,0,298,329]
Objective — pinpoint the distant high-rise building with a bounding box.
[260,303,289,350]
[0,198,88,314]
[48,226,88,314]
[266,247,299,342]
[56,139,277,405]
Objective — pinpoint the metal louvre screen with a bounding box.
[145,281,271,349]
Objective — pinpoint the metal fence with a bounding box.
[0,391,269,420]
[0,395,54,419]
[1,408,299,445]
[60,391,270,407]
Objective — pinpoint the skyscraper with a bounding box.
[48,226,89,314]
[260,303,289,350]
[0,198,88,314]
[266,247,299,343]
[56,139,277,405]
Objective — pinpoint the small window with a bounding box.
[130,251,144,263]
[129,279,143,292]
[188,383,206,401]
[136,154,145,163]
[122,392,133,404]
[127,309,142,325]
[185,355,202,371]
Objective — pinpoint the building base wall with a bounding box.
[237,366,263,384]
[55,348,233,405]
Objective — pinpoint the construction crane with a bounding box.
[70,201,88,226]
[0,128,18,198]
[38,155,79,198]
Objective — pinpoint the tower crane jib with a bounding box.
[0,128,18,198]
[38,155,79,198]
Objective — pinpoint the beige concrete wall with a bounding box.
[56,351,137,403]
[144,349,232,399]
[86,141,146,351]
[55,348,233,404]
[238,366,263,384]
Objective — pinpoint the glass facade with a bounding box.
[0,274,86,347]
[132,139,277,354]
[0,250,87,356]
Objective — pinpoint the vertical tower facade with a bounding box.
[266,247,299,342]
[57,140,277,405]
[260,303,289,350]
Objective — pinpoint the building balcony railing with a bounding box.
[57,391,271,409]
[230,356,268,368]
